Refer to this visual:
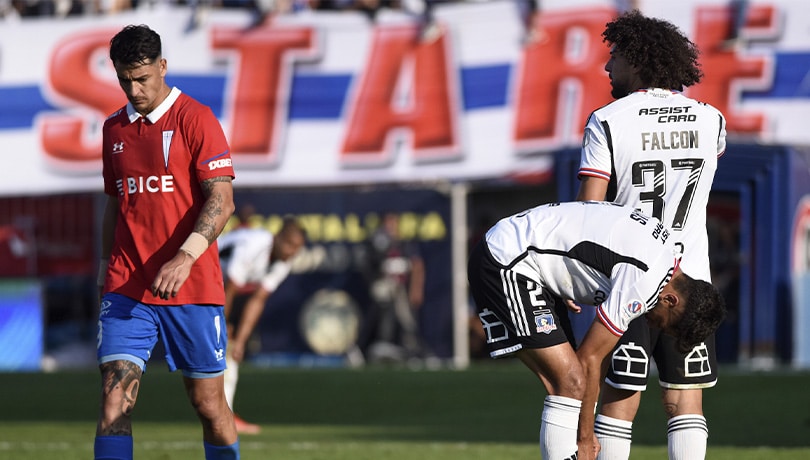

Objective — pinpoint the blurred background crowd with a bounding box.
[1,0,463,20]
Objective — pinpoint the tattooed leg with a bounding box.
[97,360,143,436]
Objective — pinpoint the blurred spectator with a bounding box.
[614,0,638,13]
[1,0,136,17]
[722,0,749,50]
[415,0,440,42]
[5,0,82,17]
[345,0,396,22]
[361,212,427,364]
[1,0,467,19]
[0,225,33,276]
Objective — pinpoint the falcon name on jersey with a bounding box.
[638,105,700,151]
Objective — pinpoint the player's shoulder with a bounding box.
[241,227,273,244]
[696,99,725,119]
[103,106,129,128]
[174,91,214,116]
[675,92,725,116]
[105,106,126,120]
[220,226,271,247]
[591,92,647,120]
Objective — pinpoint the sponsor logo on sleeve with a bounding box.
[627,300,643,314]
[202,151,233,171]
[208,158,232,170]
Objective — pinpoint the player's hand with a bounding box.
[577,434,600,460]
[230,340,246,363]
[565,299,582,313]
[151,251,195,300]
[409,291,424,309]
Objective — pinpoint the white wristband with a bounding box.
[179,232,209,261]
[97,259,109,288]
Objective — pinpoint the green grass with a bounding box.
[0,361,809,459]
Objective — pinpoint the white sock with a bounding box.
[595,414,632,460]
[223,354,239,410]
[540,395,581,460]
[667,414,708,460]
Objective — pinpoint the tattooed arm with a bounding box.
[192,176,236,244]
[151,176,235,300]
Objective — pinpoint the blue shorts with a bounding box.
[97,293,228,378]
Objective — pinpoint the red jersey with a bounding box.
[102,88,235,305]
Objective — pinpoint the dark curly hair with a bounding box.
[670,273,727,354]
[603,10,703,90]
[109,24,162,67]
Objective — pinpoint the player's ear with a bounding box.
[661,291,680,310]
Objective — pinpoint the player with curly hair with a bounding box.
[576,10,727,460]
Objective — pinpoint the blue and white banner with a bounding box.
[0,0,807,196]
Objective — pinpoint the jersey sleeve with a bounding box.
[596,262,657,335]
[597,251,679,335]
[596,291,648,337]
[260,261,292,293]
[596,293,648,336]
[578,113,612,181]
[717,112,728,158]
[101,115,120,196]
[186,103,235,182]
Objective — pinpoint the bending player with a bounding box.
[218,215,305,434]
[467,201,726,460]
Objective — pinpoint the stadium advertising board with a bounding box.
[0,0,807,196]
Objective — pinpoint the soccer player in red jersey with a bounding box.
[95,24,239,460]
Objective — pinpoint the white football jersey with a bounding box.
[578,88,726,282]
[485,201,680,335]
[218,227,291,293]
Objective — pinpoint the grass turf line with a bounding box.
[0,361,808,459]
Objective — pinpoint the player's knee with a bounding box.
[99,361,142,418]
[190,396,222,422]
[555,365,585,400]
[187,386,227,421]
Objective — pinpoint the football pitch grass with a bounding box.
[1,361,808,459]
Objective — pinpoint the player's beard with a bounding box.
[610,80,630,99]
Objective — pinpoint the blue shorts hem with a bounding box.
[183,369,225,379]
[99,354,146,371]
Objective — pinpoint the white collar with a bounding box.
[126,87,182,124]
